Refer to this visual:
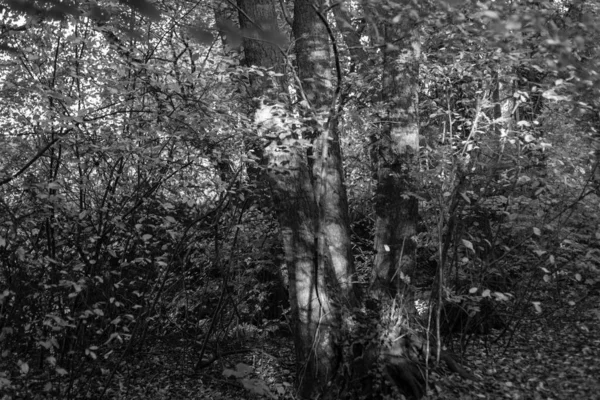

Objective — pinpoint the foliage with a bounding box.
[0,0,600,399]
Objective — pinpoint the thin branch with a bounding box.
[0,138,60,186]
[311,4,343,117]
[278,0,293,27]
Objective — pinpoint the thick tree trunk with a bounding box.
[266,143,341,397]
[365,2,426,399]
[293,0,355,300]
[370,1,419,301]
[292,0,355,395]
[236,0,354,397]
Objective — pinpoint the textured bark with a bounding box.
[237,0,283,76]
[237,0,285,182]
[236,0,354,397]
[214,0,238,54]
[292,0,355,396]
[294,0,355,300]
[332,3,368,71]
[367,2,425,398]
[267,143,340,398]
[370,0,419,300]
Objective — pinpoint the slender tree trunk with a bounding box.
[332,3,368,71]
[353,2,426,398]
[492,69,502,136]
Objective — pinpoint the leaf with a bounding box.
[532,302,542,313]
[462,239,474,252]
[575,273,582,281]
[224,363,253,379]
[39,340,53,349]
[142,234,152,241]
[85,348,97,360]
[275,383,286,395]
[223,368,236,378]
[240,378,276,399]
[469,287,478,294]
[384,244,390,252]
[493,292,510,301]
[533,227,541,236]
[482,289,491,297]
[20,361,29,374]
[505,20,522,30]
[460,192,471,203]
[480,10,499,19]
[235,363,253,377]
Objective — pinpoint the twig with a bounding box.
[0,137,60,186]
[278,0,293,27]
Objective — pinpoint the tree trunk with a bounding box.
[236,0,355,397]
[293,0,355,300]
[370,1,419,302]
[342,2,426,399]
[291,1,356,396]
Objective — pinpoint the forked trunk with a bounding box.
[236,0,354,397]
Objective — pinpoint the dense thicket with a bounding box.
[1,0,600,399]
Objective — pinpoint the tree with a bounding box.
[235,0,355,396]
[2,0,600,398]
[370,0,420,301]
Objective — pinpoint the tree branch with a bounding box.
[0,138,60,186]
[278,0,293,27]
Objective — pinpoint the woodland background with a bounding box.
[1,0,600,399]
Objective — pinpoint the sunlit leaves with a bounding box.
[462,239,475,252]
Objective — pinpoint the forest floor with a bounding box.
[431,286,600,399]
[115,277,600,400]
[104,197,600,400]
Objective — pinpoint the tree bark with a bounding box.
[334,2,426,398]
[293,0,355,300]
[370,1,419,302]
[291,1,356,396]
[236,0,355,397]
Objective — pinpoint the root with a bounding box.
[438,352,478,381]
[384,354,426,400]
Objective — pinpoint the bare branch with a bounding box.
[0,138,60,186]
